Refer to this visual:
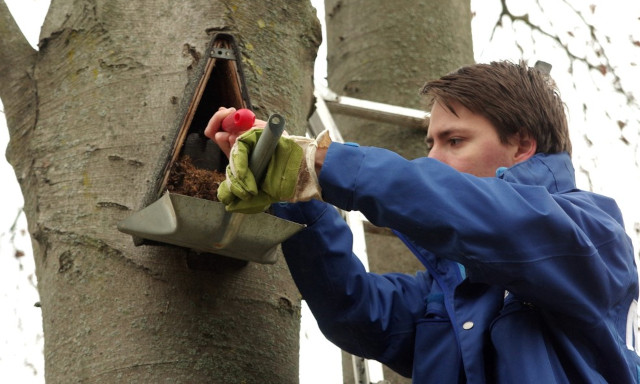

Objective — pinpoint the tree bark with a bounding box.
[324,0,473,382]
[0,1,320,382]
[325,0,473,159]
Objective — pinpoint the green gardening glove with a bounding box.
[218,129,304,214]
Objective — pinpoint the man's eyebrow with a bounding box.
[429,128,463,140]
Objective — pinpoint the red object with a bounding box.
[221,109,256,134]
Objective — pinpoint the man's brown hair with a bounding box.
[421,60,571,155]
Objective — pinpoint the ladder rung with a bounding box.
[317,86,429,130]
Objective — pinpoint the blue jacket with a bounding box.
[272,143,640,383]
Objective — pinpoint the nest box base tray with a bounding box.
[117,192,305,264]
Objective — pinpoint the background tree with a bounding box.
[0,0,320,382]
[323,0,473,382]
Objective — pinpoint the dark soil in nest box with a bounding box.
[167,156,226,201]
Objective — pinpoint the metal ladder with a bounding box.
[306,86,429,384]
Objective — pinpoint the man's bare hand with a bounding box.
[204,107,266,158]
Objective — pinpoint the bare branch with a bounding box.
[494,0,636,106]
[0,0,37,98]
[0,0,38,148]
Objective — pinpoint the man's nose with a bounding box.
[427,146,441,161]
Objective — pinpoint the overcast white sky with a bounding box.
[1,0,639,383]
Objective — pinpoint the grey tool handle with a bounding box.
[249,113,285,183]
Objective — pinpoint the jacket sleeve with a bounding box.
[318,143,637,323]
[271,200,431,377]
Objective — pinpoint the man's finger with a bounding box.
[214,131,233,158]
[204,107,236,140]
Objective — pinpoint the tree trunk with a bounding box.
[0,1,320,382]
[324,0,473,382]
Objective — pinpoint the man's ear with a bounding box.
[513,132,537,163]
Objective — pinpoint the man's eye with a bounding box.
[449,138,462,146]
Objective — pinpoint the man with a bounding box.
[206,61,640,383]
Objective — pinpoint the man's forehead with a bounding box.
[426,103,461,136]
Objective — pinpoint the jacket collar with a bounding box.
[497,152,576,193]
